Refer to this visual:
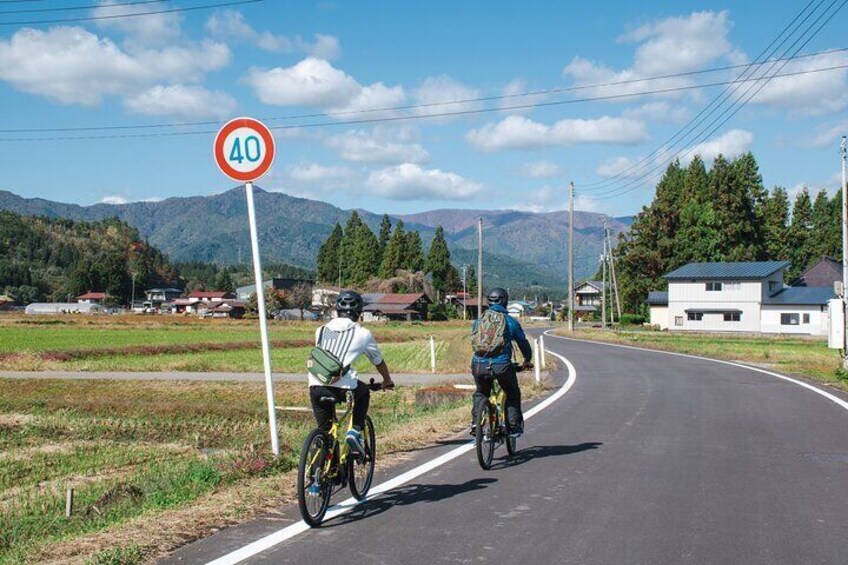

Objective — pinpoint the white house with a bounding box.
[650,261,833,336]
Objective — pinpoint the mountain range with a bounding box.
[0,188,630,294]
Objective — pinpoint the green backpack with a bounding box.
[471,309,507,357]
[307,326,354,385]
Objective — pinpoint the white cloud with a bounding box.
[124,85,237,119]
[466,115,647,152]
[100,194,162,205]
[94,0,182,45]
[245,58,404,114]
[413,76,481,118]
[509,185,600,213]
[205,11,339,59]
[366,164,482,201]
[499,78,546,114]
[745,50,848,115]
[683,128,753,164]
[521,160,563,178]
[622,101,688,123]
[563,11,734,100]
[597,156,639,178]
[326,129,429,164]
[808,120,848,149]
[0,26,230,105]
[296,33,341,60]
[288,163,356,186]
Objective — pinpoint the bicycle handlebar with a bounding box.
[512,362,534,373]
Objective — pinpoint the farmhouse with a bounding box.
[76,292,109,305]
[361,293,431,322]
[647,261,835,336]
[236,278,313,300]
[573,280,605,320]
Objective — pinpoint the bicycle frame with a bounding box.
[308,391,356,480]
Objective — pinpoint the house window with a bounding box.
[803,313,810,324]
[723,312,741,322]
[706,282,722,292]
[675,316,684,326]
[687,312,703,321]
[725,283,741,291]
[781,313,800,326]
[769,281,781,293]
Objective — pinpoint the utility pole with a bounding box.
[568,181,574,332]
[602,218,607,329]
[477,218,483,320]
[130,272,137,312]
[462,264,468,321]
[607,225,622,319]
[841,136,847,368]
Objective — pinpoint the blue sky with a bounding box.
[0,0,846,216]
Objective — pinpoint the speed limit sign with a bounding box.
[213,117,276,182]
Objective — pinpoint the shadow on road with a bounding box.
[324,477,498,527]
[490,442,603,469]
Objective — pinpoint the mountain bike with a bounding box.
[297,379,391,527]
[474,362,532,470]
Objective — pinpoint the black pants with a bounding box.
[309,381,370,432]
[472,361,523,429]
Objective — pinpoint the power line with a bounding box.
[0,0,167,14]
[3,63,847,142]
[579,0,825,190]
[582,0,847,201]
[0,0,261,25]
[3,46,847,136]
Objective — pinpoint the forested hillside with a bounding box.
[615,153,841,312]
[0,211,176,304]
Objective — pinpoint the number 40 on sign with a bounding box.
[213,117,276,183]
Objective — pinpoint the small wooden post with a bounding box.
[66,488,74,518]
[429,336,436,373]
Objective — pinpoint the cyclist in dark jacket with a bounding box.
[471,288,533,437]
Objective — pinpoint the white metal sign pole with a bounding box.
[841,136,847,369]
[245,181,280,456]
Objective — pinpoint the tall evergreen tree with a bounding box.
[424,226,452,296]
[340,212,363,286]
[810,189,835,260]
[762,187,790,261]
[709,154,757,261]
[377,214,392,265]
[379,220,406,279]
[732,152,768,259]
[349,222,380,287]
[826,189,843,260]
[316,223,343,284]
[403,230,425,272]
[788,187,813,280]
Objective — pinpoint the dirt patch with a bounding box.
[414,385,468,407]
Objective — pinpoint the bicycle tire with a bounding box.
[297,428,332,527]
[348,416,376,500]
[475,401,495,470]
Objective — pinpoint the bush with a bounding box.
[619,314,646,326]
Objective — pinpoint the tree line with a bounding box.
[315,212,473,298]
[614,152,842,313]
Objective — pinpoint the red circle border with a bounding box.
[213,117,276,182]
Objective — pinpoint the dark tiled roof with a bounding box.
[575,280,605,291]
[763,287,836,305]
[793,256,841,287]
[646,291,668,305]
[664,261,790,280]
[362,293,429,306]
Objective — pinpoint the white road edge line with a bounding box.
[544,330,848,413]
[206,350,577,565]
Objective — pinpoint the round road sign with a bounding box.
[214,117,276,182]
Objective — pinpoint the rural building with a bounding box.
[0,294,16,311]
[648,261,834,336]
[792,256,841,288]
[311,287,341,318]
[507,300,534,318]
[647,291,669,329]
[143,288,183,312]
[187,291,235,302]
[361,293,431,322]
[573,280,605,320]
[236,278,313,300]
[76,292,109,305]
[25,302,103,315]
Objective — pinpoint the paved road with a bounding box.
[0,371,470,385]
[164,334,848,565]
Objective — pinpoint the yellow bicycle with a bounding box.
[474,363,529,469]
[297,379,388,526]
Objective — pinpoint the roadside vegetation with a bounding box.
[559,328,848,392]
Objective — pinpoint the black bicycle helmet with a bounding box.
[336,290,364,319]
[486,287,509,307]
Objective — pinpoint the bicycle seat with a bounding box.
[318,396,342,405]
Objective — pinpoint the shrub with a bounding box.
[619,314,646,326]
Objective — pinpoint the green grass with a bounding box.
[560,329,848,391]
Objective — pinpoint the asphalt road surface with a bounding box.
[164,333,848,565]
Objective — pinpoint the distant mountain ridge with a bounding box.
[0,188,630,292]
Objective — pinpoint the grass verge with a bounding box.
[555,328,848,393]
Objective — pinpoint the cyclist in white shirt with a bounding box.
[308,290,394,454]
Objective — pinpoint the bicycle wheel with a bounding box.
[297,429,332,527]
[475,401,495,470]
[348,416,376,500]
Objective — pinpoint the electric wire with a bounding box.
[0,0,168,15]
[0,0,261,25]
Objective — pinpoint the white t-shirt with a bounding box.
[308,317,384,389]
